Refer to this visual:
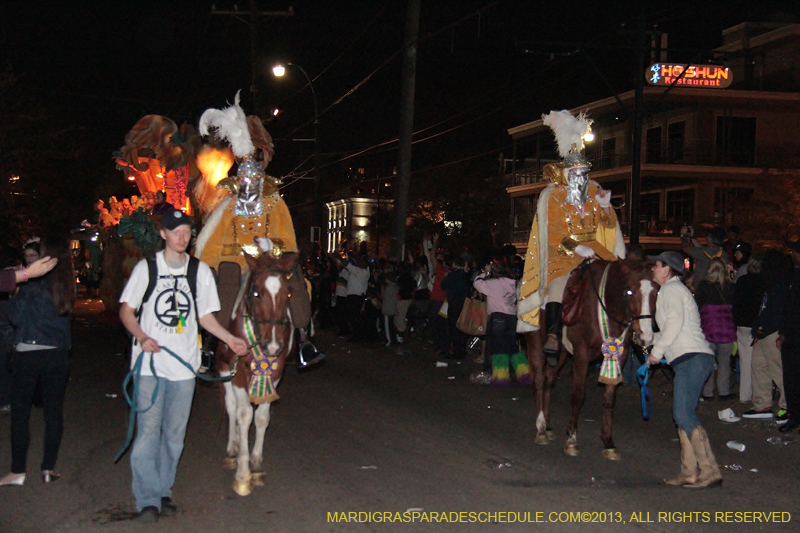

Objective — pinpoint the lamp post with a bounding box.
[273,63,322,237]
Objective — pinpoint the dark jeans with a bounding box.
[335,296,349,336]
[11,348,69,473]
[447,303,467,358]
[0,327,13,406]
[427,300,447,351]
[781,340,800,420]
[671,352,714,434]
[484,312,518,372]
[347,295,365,340]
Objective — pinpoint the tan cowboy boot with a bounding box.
[664,428,697,485]
[684,426,722,489]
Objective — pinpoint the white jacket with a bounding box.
[651,276,713,364]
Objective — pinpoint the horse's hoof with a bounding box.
[232,476,253,496]
[564,444,580,456]
[251,471,266,486]
[546,430,555,441]
[602,448,621,461]
[223,457,237,470]
[534,433,549,445]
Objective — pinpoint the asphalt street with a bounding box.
[0,299,797,533]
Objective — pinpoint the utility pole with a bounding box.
[391,0,421,260]
[211,2,294,118]
[629,14,647,246]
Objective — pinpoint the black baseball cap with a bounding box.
[161,206,193,231]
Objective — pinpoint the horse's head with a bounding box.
[620,257,657,347]
[242,242,299,358]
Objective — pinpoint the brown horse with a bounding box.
[215,243,297,495]
[524,257,656,459]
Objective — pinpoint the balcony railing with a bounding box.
[510,141,799,186]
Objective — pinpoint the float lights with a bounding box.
[272,65,286,77]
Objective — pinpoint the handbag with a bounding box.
[456,294,488,336]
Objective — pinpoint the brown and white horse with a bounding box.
[215,244,297,496]
[524,257,656,459]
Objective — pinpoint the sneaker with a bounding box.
[137,506,159,523]
[160,497,177,517]
[776,409,790,425]
[742,407,773,419]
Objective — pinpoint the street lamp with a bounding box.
[272,62,322,236]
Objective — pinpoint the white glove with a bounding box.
[255,237,274,254]
[595,189,611,208]
[575,244,596,258]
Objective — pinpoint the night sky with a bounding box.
[3,0,799,226]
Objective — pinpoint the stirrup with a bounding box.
[298,343,326,369]
[543,335,560,367]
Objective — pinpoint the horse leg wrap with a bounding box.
[511,351,532,387]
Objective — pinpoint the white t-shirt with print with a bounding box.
[120,251,220,381]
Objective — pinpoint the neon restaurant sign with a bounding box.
[647,63,732,88]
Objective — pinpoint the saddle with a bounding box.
[561,259,593,326]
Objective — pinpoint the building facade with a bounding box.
[506,22,800,251]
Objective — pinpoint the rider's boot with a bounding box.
[543,302,562,367]
[297,327,326,370]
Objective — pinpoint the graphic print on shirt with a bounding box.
[153,280,192,332]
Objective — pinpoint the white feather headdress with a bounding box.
[541,110,592,158]
[198,91,255,158]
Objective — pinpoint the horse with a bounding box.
[524,257,657,460]
[215,242,297,496]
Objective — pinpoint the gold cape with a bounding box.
[518,180,624,327]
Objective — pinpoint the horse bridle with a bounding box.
[228,266,294,375]
[587,263,654,330]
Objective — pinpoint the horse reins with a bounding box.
[587,261,654,330]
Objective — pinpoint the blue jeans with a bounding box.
[671,352,714,433]
[131,377,195,511]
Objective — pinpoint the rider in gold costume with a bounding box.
[517,110,625,366]
[194,93,324,369]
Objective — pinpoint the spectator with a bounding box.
[334,257,350,337]
[682,226,729,291]
[647,251,721,489]
[695,258,737,401]
[22,241,40,268]
[345,254,370,342]
[426,235,450,355]
[0,248,25,415]
[473,262,518,386]
[732,242,752,282]
[151,190,172,215]
[723,226,742,267]
[410,255,430,335]
[0,236,75,487]
[395,263,415,344]
[733,255,764,404]
[743,250,791,422]
[778,241,800,433]
[441,256,470,360]
[381,270,399,347]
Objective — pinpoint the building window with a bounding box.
[639,192,661,235]
[716,116,756,166]
[512,195,536,243]
[601,137,616,170]
[646,127,662,164]
[667,121,685,163]
[714,187,754,226]
[666,188,695,224]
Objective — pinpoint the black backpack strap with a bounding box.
[135,257,159,319]
[187,256,200,323]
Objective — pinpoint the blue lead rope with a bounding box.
[114,346,234,462]
[637,358,666,420]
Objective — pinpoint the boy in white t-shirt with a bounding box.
[119,206,248,523]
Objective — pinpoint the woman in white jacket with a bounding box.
[647,251,722,489]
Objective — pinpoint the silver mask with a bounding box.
[565,166,589,207]
[235,155,264,217]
